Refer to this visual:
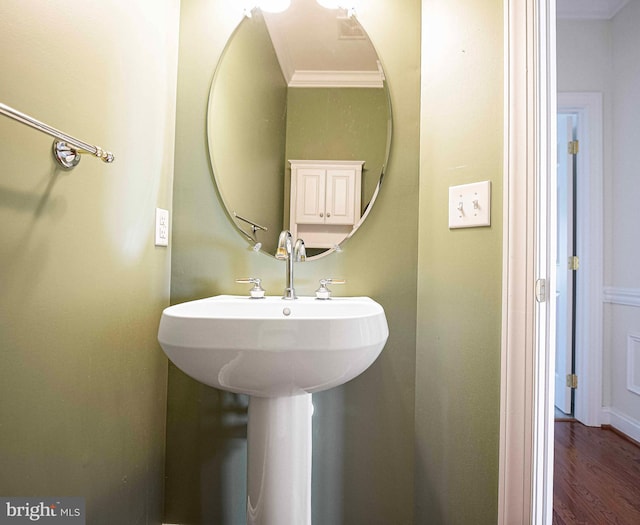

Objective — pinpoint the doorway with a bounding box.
[556,92,604,428]
[555,112,577,418]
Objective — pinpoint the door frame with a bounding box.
[557,92,604,427]
[500,3,607,523]
[499,0,556,523]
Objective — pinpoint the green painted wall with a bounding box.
[167,0,419,523]
[0,1,504,523]
[416,0,503,523]
[285,86,390,219]
[208,12,288,255]
[0,1,179,523]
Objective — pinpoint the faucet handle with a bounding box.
[236,278,266,299]
[315,278,346,300]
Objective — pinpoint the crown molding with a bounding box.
[288,70,384,88]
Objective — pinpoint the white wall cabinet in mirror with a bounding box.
[289,160,363,249]
[207,0,391,260]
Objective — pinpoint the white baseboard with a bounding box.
[601,407,640,443]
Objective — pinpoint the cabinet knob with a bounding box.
[319,212,323,218]
[327,213,331,218]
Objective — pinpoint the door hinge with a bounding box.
[566,374,578,389]
[535,278,547,303]
[569,256,580,271]
[568,140,579,155]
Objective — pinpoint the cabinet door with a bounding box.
[325,168,356,225]
[295,167,326,224]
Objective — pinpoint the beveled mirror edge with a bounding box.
[205,11,276,256]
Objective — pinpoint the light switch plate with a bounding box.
[155,208,169,246]
[448,181,491,229]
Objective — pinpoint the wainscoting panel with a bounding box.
[628,333,640,397]
[600,288,640,442]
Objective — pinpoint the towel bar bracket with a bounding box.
[53,141,81,169]
[52,141,114,169]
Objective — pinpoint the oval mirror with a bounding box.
[207,0,391,259]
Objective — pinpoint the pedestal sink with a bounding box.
[158,295,388,525]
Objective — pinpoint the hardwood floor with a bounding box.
[553,421,640,524]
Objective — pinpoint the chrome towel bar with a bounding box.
[0,102,114,169]
[233,212,268,234]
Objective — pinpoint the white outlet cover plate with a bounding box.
[155,208,169,246]
[448,181,491,229]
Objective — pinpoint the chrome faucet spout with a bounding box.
[294,238,306,262]
[275,230,295,299]
[275,230,305,300]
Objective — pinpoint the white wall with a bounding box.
[557,3,640,438]
[606,0,640,435]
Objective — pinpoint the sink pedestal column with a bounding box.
[247,393,312,525]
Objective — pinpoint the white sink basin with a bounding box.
[158,295,388,397]
[158,294,388,525]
